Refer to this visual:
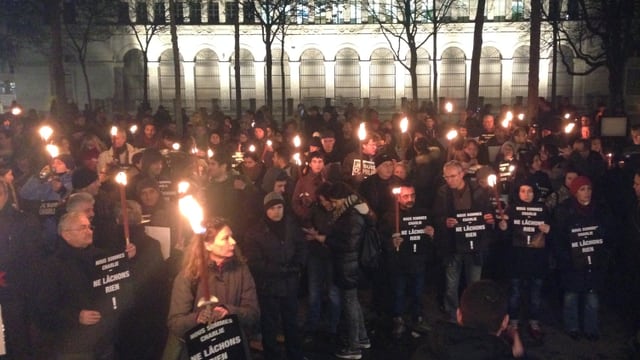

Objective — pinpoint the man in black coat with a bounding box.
[433,160,495,321]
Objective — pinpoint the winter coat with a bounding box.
[326,200,370,290]
[553,198,613,292]
[433,181,493,258]
[243,215,308,296]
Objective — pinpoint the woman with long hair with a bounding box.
[164,217,259,360]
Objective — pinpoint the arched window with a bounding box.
[511,46,529,103]
[158,49,185,108]
[300,49,325,104]
[479,46,502,106]
[440,47,466,106]
[370,48,395,107]
[548,45,574,101]
[230,49,256,102]
[404,48,431,101]
[123,49,144,110]
[266,49,290,101]
[194,49,220,110]
[334,48,360,104]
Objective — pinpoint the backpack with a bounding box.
[359,221,382,269]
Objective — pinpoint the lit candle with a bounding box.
[172,142,181,151]
[248,144,256,153]
[11,106,22,116]
[446,129,458,141]
[358,123,367,142]
[45,144,59,159]
[115,171,130,246]
[178,195,212,306]
[39,126,53,143]
[207,149,214,159]
[129,124,138,135]
[564,113,571,120]
[293,135,301,149]
[564,122,575,134]
[487,174,503,214]
[517,113,525,121]
[445,102,453,113]
[262,140,272,161]
[400,117,408,134]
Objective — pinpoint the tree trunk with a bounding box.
[410,45,418,101]
[50,0,67,120]
[527,0,542,121]
[80,60,92,111]
[280,34,286,124]
[169,0,183,136]
[432,0,439,113]
[265,27,273,113]
[142,50,150,110]
[234,6,242,121]
[467,0,485,112]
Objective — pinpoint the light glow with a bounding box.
[446,129,458,141]
[179,195,206,234]
[400,117,408,133]
[45,144,59,158]
[39,126,53,142]
[115,171,127,186]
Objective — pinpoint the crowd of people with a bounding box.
[0,98,640,360]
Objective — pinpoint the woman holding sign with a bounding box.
[553,176,613,342]
[165,218,259,360]
[498,180,551,343]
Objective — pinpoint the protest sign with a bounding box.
[570,224,605,269]
[92,251,131,312]
[186,314,250,360]
[454,211,486,252]
[512,205,545,247]
[399,214,428,254]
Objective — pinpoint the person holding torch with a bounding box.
[381,182,435,337]
[165,215,259,359]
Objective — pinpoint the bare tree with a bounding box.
[365,0,455,105]
[247,0,295,115]
[126,2,167,110]
[168,0,183,135]
[528,0,542,120]
[547,0,640,111]
[62,0,117,111]
[50,0,67,119]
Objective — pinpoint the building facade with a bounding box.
[6,0,634,116]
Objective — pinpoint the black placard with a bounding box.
[454,211,486,252]
[158,179,176,201]
[92,251,131,312]
[38,200,60,217]
[570,224,605,269]
[186,314,250,360]
[399,214,428,254]
[512,206,545,247]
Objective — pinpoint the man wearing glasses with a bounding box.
[434,160,494,322]
[34,211,135,359]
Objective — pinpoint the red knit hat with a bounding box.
[569,176,592,196]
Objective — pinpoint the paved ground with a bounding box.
[250,282,638,360]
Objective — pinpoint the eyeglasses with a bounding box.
[65,224,95,232]
[443,172,462,180]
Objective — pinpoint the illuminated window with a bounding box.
[512,0,525,20]
[158,50,186,108]
[370,48,396,107]
[266,50,291,101]
[300,49,326,103]
[230,49,256,101]
[440,47,466,106]
[334,48,361,104]
[479,47,502,106]
[123,49,144,110]
[404,48,431,100]
[154,2,166,24]
[511,46,529,102]
[194,49,220,109]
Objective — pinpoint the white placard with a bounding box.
[144,226,172,260]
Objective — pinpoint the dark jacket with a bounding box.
[553,198,613,292]
[411,321,514,360]
[358,174,400,220]
[34,242,117,355]
[433,181,493,258]
[244,215,307,296]
[326,201,370,290]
